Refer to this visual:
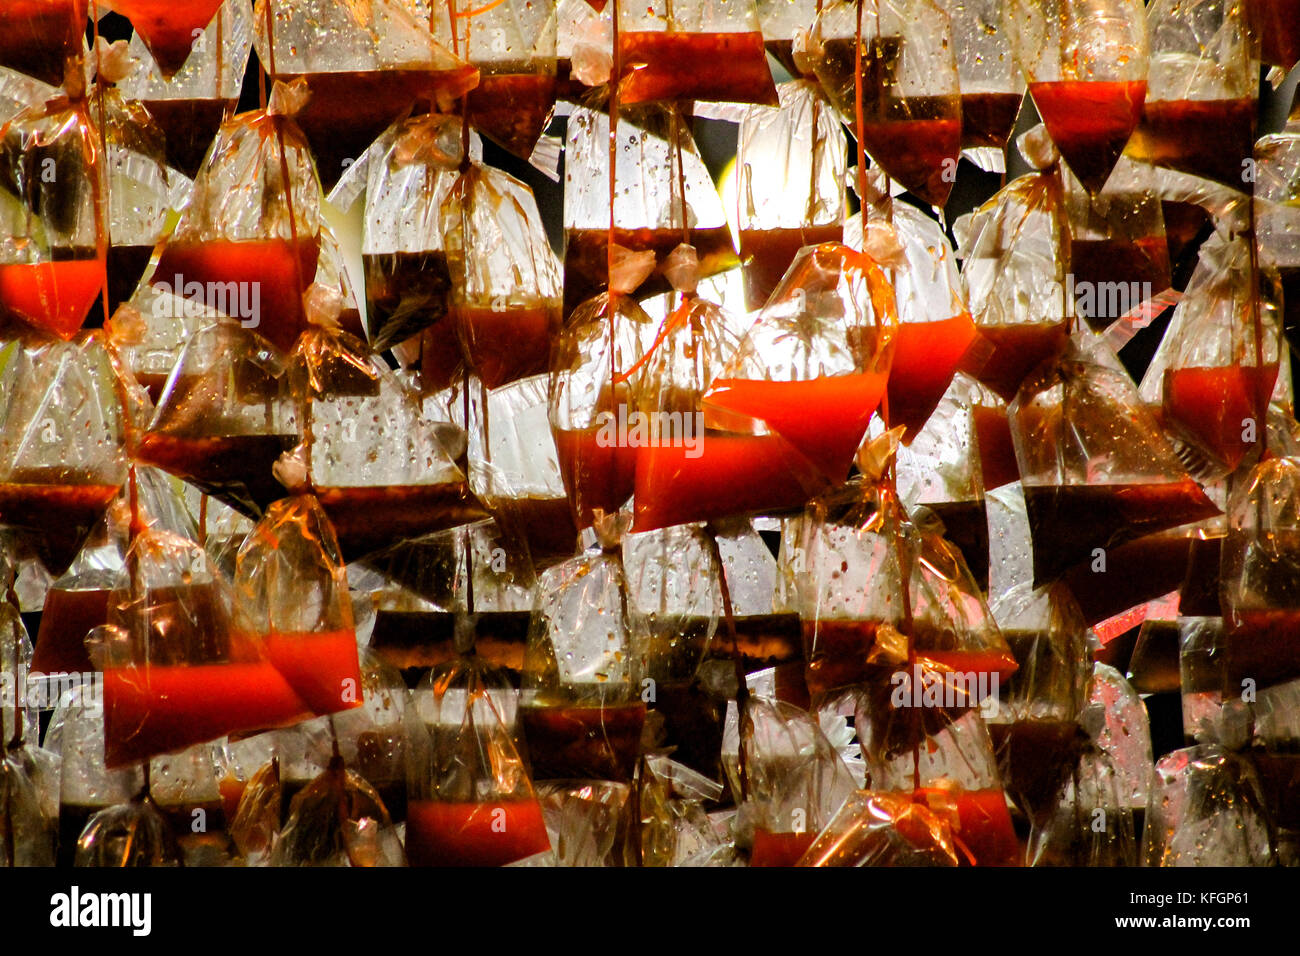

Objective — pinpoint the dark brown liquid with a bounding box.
[617,31,778,107]
[988,719,1086,823]
[1022,481,1217,586]
[924,500,990,592]
[141,98,234,178]
[315,483,486,561]
[368,609,531,686]
[1069,236,1172,332]
[705,612,803,671]
[84,244,155,329]
[33,585,110,674]
[1127,619,1182,695]
[134,432,295,519]
[1225,608,1300,691]
[493,496,579,567]
[1250,750,1300,830]
[0,1,84,85]
[519,701,646,781]
[968,322,1070,403]
[1126,98,1257,188]
[1062,531,1198,627]
[651,681,725,781]
[0,479,120,575]
[738,225,844,311]
[960,91,1023,150]
[466,72,557,159]
[362,251,453,355]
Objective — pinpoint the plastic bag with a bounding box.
[755,0,818,78]
[120,0,254,177]
[287,328,487,561]
[269,754,405,866]
[1026,747,1137,865]
[735,80,848,310]
[0,0,86,85]
[441,161,563,390]
[798,789,961,866]
[1008,0,1150,193]
[133,318,299,518]
[942,0,1024,157]
[253,0,477,188]
[616,0,777,106]
[810,0,962,207]
[406,656,551,866]
[74,792,182,866]
[232,495,362,718]
[0,336,126,575]
[93,529,314,767]
[1247,0,1300,74]
[104,1,225,77]
[1008,345,1219,584]
[1126,0,1257,189]
[149,84,322,354]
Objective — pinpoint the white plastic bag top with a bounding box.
[86,37,139,87]
[663,243,700,295]
[608,243,658,295]
[860,221,908,269]
[268,77,312,118]
[1017,123,1060,171]
[570,14,613,87]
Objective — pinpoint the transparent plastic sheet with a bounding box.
[287,328,487,561]
[810,0,962,208]
[798,789,960,866]
[940,0,1024,157]
[1138,232,1280,478]
[441,161,563,390]
[1142,744,1275,866]
[0,740,59,866]
[148,83,323,354]
[755,0,817,77]
[1064,159,1173,334]
[519,544,647,782]
[146,742,237,865]
[232,495,362,719]
[1008,344,1219,585]
[0,0,87,86]
[229,753,281,864]
[132,318,299,519]
[738,695,857,866]
[118,0,253,177]
[639,754,725,866]
[847,202,980,441]
[0,598,39,748]
[953,139,1074,403]
[1085,662,1153,813]
[1126,0,1258,190]
[253,0,477,188]
[268,755,406,866]
[562,103,737,313]
[535,779,632,866]
[616,0,777,106]
[92,529,315,768]
[1007,0,1150,194]
[406,655,550,866]
[0,336,127,575]
[1026,747,1138,866]
[73,793,182,866]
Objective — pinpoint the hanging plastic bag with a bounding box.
[1247,0,1300,75]
[269,753,405,866]
[73,791,182,866]
[1126,0,1257,189]
[615,0,777,106]
[286,327,487,561]
[232,495,362,719]
[1008,0,1150,194]
[0,0,86,86]
[406,656,551,866]
[942,0,1024,160]
[798,789,961,866]
[92,529,314,768]
[755,0,818,78]
[104,0,226,77]
[441,161,563,390]
[810,0,962,208]
[253,0,477,188]
[0,336,126,575]
[133,318,299,518]
[1008,344,1219,585]
[735,80,847,311]
[1026,747,1138,865]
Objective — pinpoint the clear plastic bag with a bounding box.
[0,0,86,86]
[941,0,1024,157]
[104,0,226,77]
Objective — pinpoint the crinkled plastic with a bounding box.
[441,162,563,390]
[1026,747,1138,865]
[253,0,477,188]
[1009,345,1219,585]
[233,495,362,718]
[406,655,550,866]
[149,89,323,353]
[536,778,633,866]
[74,793,182,866]
[93,529,315,767]
[1085,662,1153,812]
[640,754,725,866]
[1247,0,1300,73]
[1008,0,1150,193]
[133,318,299,518]
[798,789,961,866]
[616,0,777,106]
[269,755,405,866]
[1126,0,1257,189]
[287,328,487,560]
[810,0,962,207]
[755,0,818,77]
[0,742,58,866]
[0,336,126,575]
[0,0,87,86]
[519,547,647,781]
[735,80,848,310]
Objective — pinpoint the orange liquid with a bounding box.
[109,0,224,74]
[553,426,638,529]
[912,787,1020,866]
[103,661,310,767]
[738,225,845,311]
[960,91,1023,150]
[1164,365,1277,471]
[0,482,120,575]
[218,774,246,824]
[705,373,888,479]
[314,483,484,560]
[0,259,106,340]
[405,799,551,867]
[519,702,646,781]
[1126,98,1258,188]
[971,404,1018,491]
[466,73,557,159]
[883,316,981,441]
[857,113,962,208]
[967,322,1069,402]
[260,629,363,718]
[33,586,110,675]
[1029,80,1146,193]
[617,31,778,107]
[751,828,815,867]
[0,0,87,85]
[633,431,830,533]
[153,237,322,353]
[454,304,557,390]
